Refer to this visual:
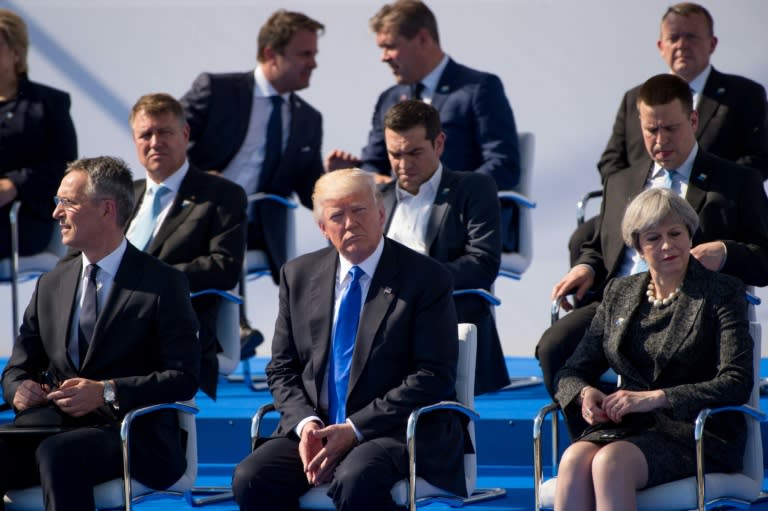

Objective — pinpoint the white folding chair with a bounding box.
[5,402,198,511]
[0,202,66,338]
[498,132,536,281]
[250,323,505,510]
[533,295,767,511]
[190,289,243,376]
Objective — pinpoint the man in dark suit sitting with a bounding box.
[126,93,247,400]
[379,100,508,395]
[0,156,200,510]
[326,0,520,191]
[232,168,467,510]
[570,2,768,265]
[537,74,768,434]
[180,9,326,352]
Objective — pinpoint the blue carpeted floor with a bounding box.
[3,357,768,510]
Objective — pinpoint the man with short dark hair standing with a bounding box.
[181,9,326,352]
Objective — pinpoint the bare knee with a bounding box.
[591,442,648,490]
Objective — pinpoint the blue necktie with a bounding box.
[79,263,99,366]
[328,266,365,425]
[129,185,170,250]
[258,95,283,192]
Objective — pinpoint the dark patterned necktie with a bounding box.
[79,263,100,365]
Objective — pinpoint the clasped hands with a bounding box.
[299,421,358,486]
[580,386,668,425]
[13,378,107,417]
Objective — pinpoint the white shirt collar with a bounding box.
[82,238,127,278]
[653,143,697,182]
[337,237,385,283]
[686,65,712,95]
[254,66,291,102]
[395,164,443,202]
[145,160,189,194]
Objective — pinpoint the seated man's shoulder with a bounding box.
[25,80,72,103]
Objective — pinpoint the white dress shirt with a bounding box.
[386,165,443,254]
[295,237,385,441]
[221,66,291,194]
[126,161,188,242]
[68,239,127,367]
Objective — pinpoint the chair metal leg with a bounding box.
[9,201,20,339]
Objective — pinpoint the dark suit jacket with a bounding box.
[267,239,468,496]
[131,167,246,399]
[556,258,753,472]
[0,77,77,258]
[360,59,520,190]
[598,68,768,180]
[577,150,768,290]
[1,243,200,489]
[181,71,324,281]
[380,169,508,394]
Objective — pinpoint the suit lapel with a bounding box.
[424,170,456,250]
[651,260,705,381]
[146,170,200,253]
[696,68,725,138]
[81,245,141,369]
[57,257,84,373]
[430,59,457,113]
[347,241,397,394]
[684,151,711,213]
[605,276,647,384]
[309,249,337,402]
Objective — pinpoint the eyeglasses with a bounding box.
[53,196,83,211]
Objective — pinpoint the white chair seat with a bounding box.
[5,403,198,511]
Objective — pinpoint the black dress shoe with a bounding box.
[240,326,264,360]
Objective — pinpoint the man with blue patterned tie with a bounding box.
[127,93,246,399]
[536,74,768,435]
[232,168,467,511]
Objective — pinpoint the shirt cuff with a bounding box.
[346,418,364,442]
[717,241,728,271]
[296,416,324,438]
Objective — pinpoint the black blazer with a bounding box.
[181,71,324,281]
[360,58,520,190]
[131,167,247,399]
[0,78,77,257]
[380,169,508,394]
[1,244,200,489]
[577,150,768,290]
[556,258,753,471]
[267,239,468,496]
[598,68,768,180]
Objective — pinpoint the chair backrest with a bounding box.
[457,323,478,496]
[215,292,242,376]
[499,132,535,278]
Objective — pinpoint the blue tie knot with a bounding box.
[348,265,365,284]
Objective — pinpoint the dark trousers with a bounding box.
[232,436,407,511]
[0,426,123,511]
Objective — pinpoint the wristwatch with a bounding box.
[102,380,118,409]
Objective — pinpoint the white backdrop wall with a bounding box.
[2,0,767,358]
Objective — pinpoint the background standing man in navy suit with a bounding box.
[181,10,325,353]
[127,93,246,400]
[326,0,520,191]
[0,156,200,510]
[379,100,508,394]
[232,168,466,511]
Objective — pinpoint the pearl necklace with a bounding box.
[647,281,681,307]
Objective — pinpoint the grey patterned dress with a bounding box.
[555,257,753,487]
